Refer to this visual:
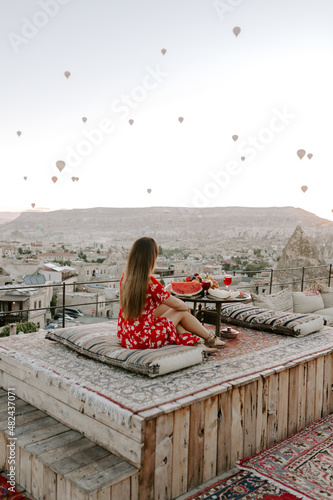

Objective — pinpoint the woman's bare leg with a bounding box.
[162,309,222,342]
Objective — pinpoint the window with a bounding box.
[39,301,41,308]
[87,270,89,275]
[34,301,37,309]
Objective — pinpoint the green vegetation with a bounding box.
[0,321,39,337]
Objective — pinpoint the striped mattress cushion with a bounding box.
[45,322,206,377]
[220,303,324,337]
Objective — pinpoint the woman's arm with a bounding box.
[161,294,191,312]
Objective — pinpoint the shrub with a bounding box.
[0,321,39,338]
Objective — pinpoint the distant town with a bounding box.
[0,206,332,332]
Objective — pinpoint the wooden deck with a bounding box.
[0,329,332,499]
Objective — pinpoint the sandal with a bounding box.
[204,332,226,349]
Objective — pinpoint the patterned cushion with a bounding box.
[45,323,206,377]
[251,288,293,312]
[220,303,324,337]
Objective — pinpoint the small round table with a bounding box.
[178,293,252,337]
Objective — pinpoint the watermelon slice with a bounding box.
[171,282,203,297]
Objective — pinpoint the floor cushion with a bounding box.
[292,291,325,314]
[220,303,324,337]
[251,288,293,312]
[45,323,206,377]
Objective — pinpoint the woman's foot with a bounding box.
[204,332,226,349]
[201,345,218,354]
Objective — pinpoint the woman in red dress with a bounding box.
[117,237,225,351]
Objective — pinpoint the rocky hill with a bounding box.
[0,206,332,256]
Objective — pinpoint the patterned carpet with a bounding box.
[185,470,298,499]
[238,413,333,500]
[0,325,332,413]
[0,472,28,499]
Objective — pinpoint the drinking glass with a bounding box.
[223,274,232,291]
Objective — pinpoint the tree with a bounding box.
[0,322,38,338]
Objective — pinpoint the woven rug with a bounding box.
[185,470,298,499]
[0,472,28,499]
[238,413,333,500]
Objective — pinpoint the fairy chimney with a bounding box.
[274,225,326,290]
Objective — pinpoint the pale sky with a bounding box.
[1,0,333,220]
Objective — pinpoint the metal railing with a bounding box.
[0,264,332,330]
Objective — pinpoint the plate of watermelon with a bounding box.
[170,281,203,298]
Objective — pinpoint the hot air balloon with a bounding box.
[129,119,134,126]
[23,176,27,181]
[297,149,306,159]
[51,176,58,183]
[64,71,71,79]
[233,27,241,37]
[241,156,245,161]
[147,188,152,194]
[232,135,238,141]
[178,117,184,123]
[307,153,313,159]
[71,176,76,182]
[161,48,167,55]
[82,117,87,123]
[17,131,22,137]
[75,177,79,181]
[31,203,35,208]
[301,185,308,193]
[56,160,65,172]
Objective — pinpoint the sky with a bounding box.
[1,0,333,220]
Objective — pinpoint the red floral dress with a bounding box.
[117,275,200,349]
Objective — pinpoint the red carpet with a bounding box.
[185,470,298,499]
[0,472,28,500]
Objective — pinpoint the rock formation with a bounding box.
[274,225,327,290]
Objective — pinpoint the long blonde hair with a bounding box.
[120,237,159,320]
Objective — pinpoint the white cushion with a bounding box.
[320,290,333,309]
[251,288,293,312]
[313,307,333,317]
[293,292,325,314]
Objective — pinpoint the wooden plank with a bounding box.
[130,472,139,500]
[6,415,59,437]
[69,457,136,493]
[27,429,83,458]
[0,354,142,443]
[52,445,111,476]
[0,433,7,470]
[314,356,324,420]
[243,382,257,459]
[154,413,173,500]
[0,405,38,431]
[305,359,315,426]
[18,423,69,448]
[277,370,289,442]
[0,371,142,466]
[57,475,73,500]
[171,406,189,498]
[40,437,96,467]
[111,478,131,500]
[328,353,333,414]
[267,373,278,447]
[89,486,111,500]
[256,375,268,453]
[203,395,218,482]
[43,465,57,500]
[323,353,333,416]
[18,446,32,493]
[297,363,307,431]
[217,387,232,473]
[230,386,244,466]
[31,455,44,500]
[139,417,156,500]
[188,400,204,489]
[288,366,298,436]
